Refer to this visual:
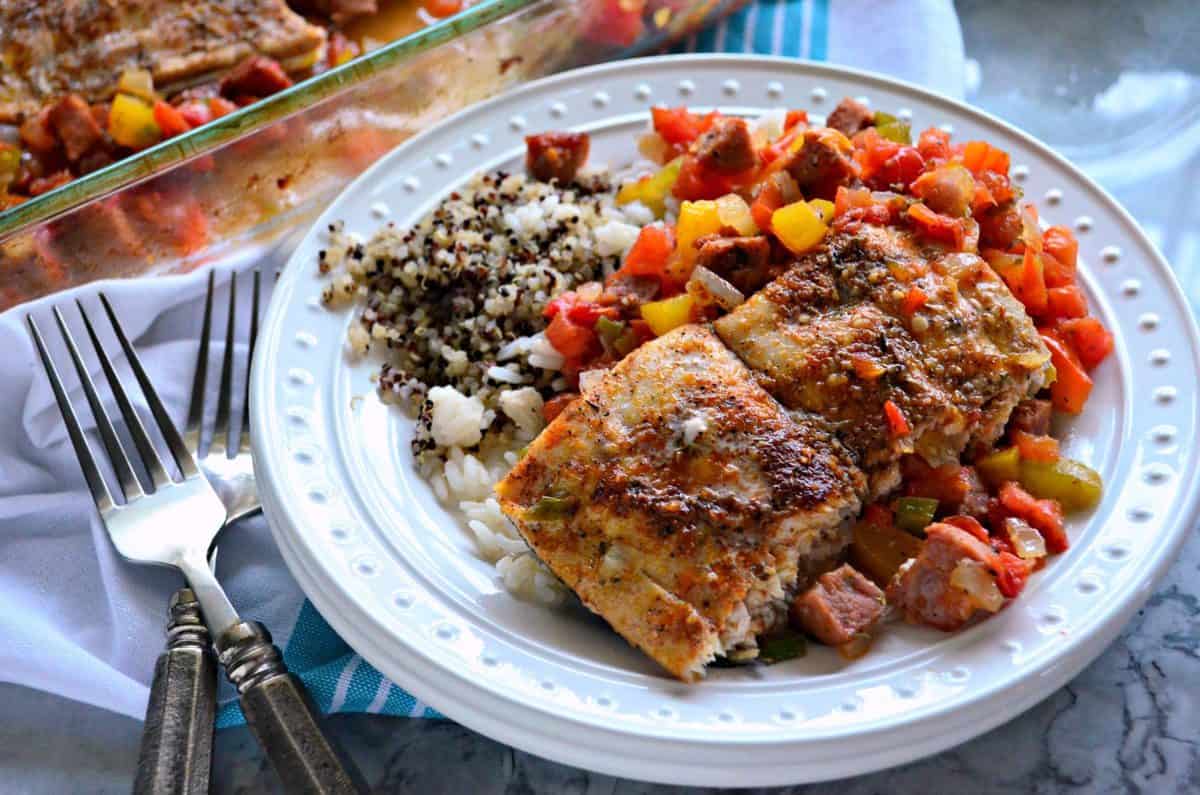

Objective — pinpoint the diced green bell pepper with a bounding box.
[1019,458,1103,511]
[895,496,938,535]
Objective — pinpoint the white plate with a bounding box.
[251,55,1200,786]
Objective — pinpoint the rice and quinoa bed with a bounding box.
[320,166,651,605]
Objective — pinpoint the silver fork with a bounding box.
[28,292,362,795]
[188,269,260,526]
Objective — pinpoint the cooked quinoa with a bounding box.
[321,168,647,459]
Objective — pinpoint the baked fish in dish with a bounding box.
[495,324,865,680]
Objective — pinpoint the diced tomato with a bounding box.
[942,515,989,543]
[750,180,785,231]
[152,101,191,138]
[671,155,748,201]
[623,224,675,278]
[1014,430,1060,462]
[1058,316,1114,370]
[906,202,965,249]
[567,301,618,326]
[423,0,463,17]
[759,127,802,167]
[998,482,1067,553]
[1046,285,1088,319]
[1040,331,1093,413]
[1042,251,1076,288]
[961,140,1010,175]
[901,286,928,315]
[584,0,645,46]
[651,106,716,147]
[978,171,1015,205]
[866,146,925,191]
[542,393,579,423]
[991,551,1033,598]
[916,127,952,162]
[852,128,901,181]
[208,97,238,118]
[883,399,910,436]
[971,181,997,215]
[903,459,978,507]
[863,502,894,529]
[1042,225,1078,268]
[545,312,596,358]
[177,102,214,128]
[784,110,808,130]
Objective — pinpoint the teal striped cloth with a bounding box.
[218,0,961,727]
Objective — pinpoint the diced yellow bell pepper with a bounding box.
[716,194,758,236]
[771,200,828,254]
[808,198,836,224]
[1019,458,1103,512]
[976,445,1020,486]
[617,157,682,217]
[109,94,161,149]
[640,293,694,336]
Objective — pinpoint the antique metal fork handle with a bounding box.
[217,621,365,794]
[133,589,216,795]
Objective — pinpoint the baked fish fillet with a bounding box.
[716,224,1052,494]
[495,324,865,681]
[1,0,326,123]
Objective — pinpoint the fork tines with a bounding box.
[28,297,198,509]
[188,269,262,459]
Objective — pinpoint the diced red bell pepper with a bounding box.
[207,97,238,118]
[153,101,191,138]
[545,311,597,358]
[424,0,463,17]
[1046,285,1088,320]
[998,482,1068,553]
[750,180,785,231]
[651,106,717,147]
[883,399,910,436]
[961,140,1010,175]
[178,102,214,128]
[623,224,675,278]
[1040,331,1093,413]
[942,514,989,543]
[863,502,895,529]
[1058,316,1114,370]
[1042,225,1078,268]
[991,551,1033,598]
[1014,430,1060,462]
[906,202,965,250]
[672,155,748,201]
[1042,251,1076,288]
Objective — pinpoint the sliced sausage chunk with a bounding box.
[219,56,293,100]
[525,131,590,185]
[784,129,859,200]
[694,234,773,295]
[886,522,998,631]
[691,117,756,174]
[790,564,885,646]
[48,94,103,163]
[825,97,874,137]
[1006,398,1053,439]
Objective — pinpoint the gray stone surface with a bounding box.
[3,0,1199,792]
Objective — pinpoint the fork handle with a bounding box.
[216,621,365,794]
[134,589,216,795]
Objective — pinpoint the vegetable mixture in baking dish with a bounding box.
[321,94,1112,680]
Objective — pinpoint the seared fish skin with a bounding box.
[495,325,864,681]
[716,225,1051,491]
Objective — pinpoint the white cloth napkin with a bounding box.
[0,0,965,723]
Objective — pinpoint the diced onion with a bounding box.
[771,171,802,205]
[949,560,1004,612]
[578,369,605,393]
[1004,517,1047,560]
[687,265,744,310]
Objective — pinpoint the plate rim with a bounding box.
[251,52,1200,785]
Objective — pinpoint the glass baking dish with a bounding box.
[0,0,741,311]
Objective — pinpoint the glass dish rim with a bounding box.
[0,0,539,241]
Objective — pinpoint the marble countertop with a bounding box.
[3,1,1199,792]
